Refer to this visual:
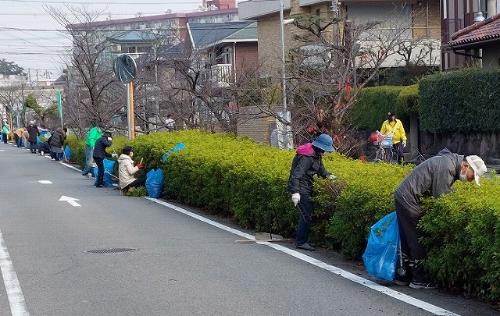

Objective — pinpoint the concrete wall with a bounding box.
[237,106,278,144]
[482,44,500,69]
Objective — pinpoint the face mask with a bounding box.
[130,152,134,158]
[459,171,468,182]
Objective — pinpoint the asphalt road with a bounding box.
[0,144,497,316]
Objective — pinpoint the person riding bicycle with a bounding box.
[380,112,406,164]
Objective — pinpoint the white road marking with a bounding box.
[59,162,81,173]
[0,229,29,316]
[0,150,5,152]
[59,196,81,207]
[37,180,52,185]
[146,197,459,316]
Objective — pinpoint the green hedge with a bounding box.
[396,84,419,116]
[349,86,404,130]
[67,130,500,302]
[419,69,500,132]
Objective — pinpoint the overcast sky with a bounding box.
[0,0,226,80]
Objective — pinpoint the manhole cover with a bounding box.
[86,248,137,254]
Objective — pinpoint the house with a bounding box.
[239,0,441,78]
[445,13,500,69]
[187,21,258,87]
[441,0,499,69]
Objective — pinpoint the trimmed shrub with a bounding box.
[349,86,404,131]
[419,68,500,132]
[396,84,419,116]
[67,130,500,301]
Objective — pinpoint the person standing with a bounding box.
[118,146,145,192]
[164,114,176,131]
[2,123,10,144]
[27,121,39,154]
[14,128,23,147]
[82,126,102,176]
[395,149,487,288]
[93,132,115,188]
[380,112,407,164]
[288,133,336,251]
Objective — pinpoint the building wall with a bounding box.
[482,44,500,68]
[237,105,277,144]
[235,42,259,77]
[412,0,441,40]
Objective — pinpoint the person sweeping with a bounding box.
[288,133,336,251]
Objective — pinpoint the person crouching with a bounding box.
[118,146,145,193]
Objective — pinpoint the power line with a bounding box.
[0,0,200,4]
[0,25,256,32]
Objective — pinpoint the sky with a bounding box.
[0,0,220,80]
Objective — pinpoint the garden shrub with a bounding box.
[67,130,500,302]
[396,84,419,116]
[349,86,404,131]
[419,68,500,132]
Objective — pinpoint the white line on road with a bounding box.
[59,161,82,173]
[37,180,52,184]
[59,196,81,207]
[0,230,29,316]
[146,197,459,316]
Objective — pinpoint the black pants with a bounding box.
[2,133,8,144]
[94,157,104,186]
[123,178,145,191]
[296,194,313,246]
[394,142,404,164]
[395,197,427,282]
[29,141,37,153]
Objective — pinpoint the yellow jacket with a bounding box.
[380,119,406,144]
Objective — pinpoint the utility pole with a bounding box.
[279,0,293,149]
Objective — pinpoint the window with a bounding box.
[127,46,137,53]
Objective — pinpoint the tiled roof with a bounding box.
[448,13,500,47]
[107,30,159,43]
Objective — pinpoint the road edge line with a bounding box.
[145,197,459,316]
[0,230,29,316]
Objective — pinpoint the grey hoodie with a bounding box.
[395,148,463,215]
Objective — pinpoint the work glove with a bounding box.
[111,153,118,158]
[137,163,145,170]
[291,193,301,207]
[402,141,407,148]
[328,174,337,181]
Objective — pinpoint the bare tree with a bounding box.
[46,6,126,131]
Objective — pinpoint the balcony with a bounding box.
[238,0,291,20]
[210,64,232,88]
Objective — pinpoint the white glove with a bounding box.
[328,174,337,181]
[112,153,118,158]
[291,193,301,206]
[402,141,407,148]
[108,137,113,142]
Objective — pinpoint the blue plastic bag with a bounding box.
[93,159,116,187]
[362,211,400,281]
[63,145,71,161]
[145,168,164,198]
[161,143,185,162]
[103,159,116,187]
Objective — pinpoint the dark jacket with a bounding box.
[27,124,39,142]
[395,148,463,215]
[288,143,330,195]
[93,136,112,159]
[48,128,65,148]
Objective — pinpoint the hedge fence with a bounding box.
[350,68,500,133]
[66,131,499,302]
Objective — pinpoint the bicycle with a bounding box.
[370,131,396,163]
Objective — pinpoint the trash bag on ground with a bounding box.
[63,145,71,161]
[103,159,116,187]
[362,211,400,282]
[145,168,164,198]
[94,159,116,187]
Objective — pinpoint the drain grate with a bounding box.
[86,248,137,254]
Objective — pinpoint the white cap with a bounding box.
[466,155,487,185]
